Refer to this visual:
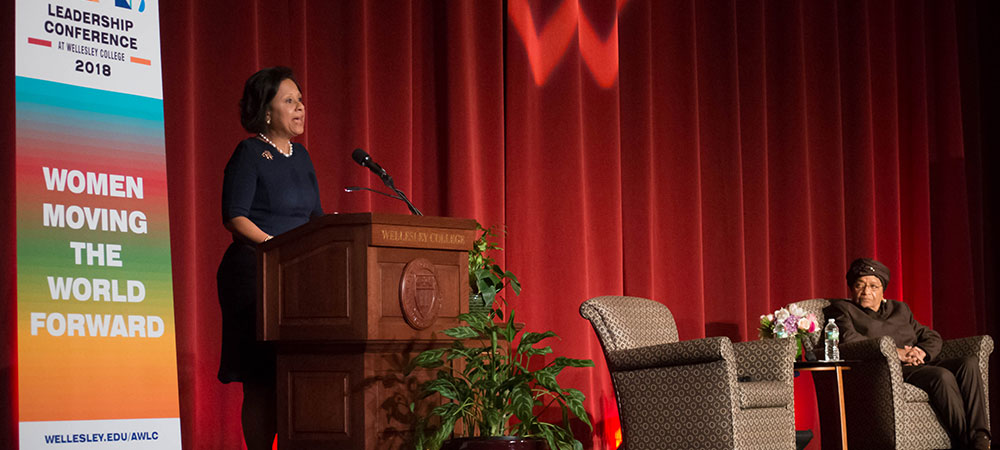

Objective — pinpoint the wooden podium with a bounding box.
[257,213,476,450]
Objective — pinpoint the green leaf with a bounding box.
[491,263,505,277]
[495,372,531,392]
[430,402,458,417]
[497,321,515,342]
[505,271,522,295]
[562,389,592,429]
[470,377,496,393]
[538,426,558,450]
[478,280,497,306]
[504,317,516,342]
[511,384,535,423]
[423,379,460,401]
[553,356,595,368]
[407,348,448,372]
[459,311,490,330]
[478,268,502,286]
[463,358,486,376]
[430,414,458,450]
[481,408,504,436]
[517,331,557,353]
[413,418,428,450]
[562,388,585,403]
[524,346,553,357]
[534,366,560,392]
[453,379,474,400]
[447,345,485,361]
[443,326,480,339]
[471,266,487,278]
[549,426,582,450]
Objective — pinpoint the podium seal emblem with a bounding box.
[400,258,441,330]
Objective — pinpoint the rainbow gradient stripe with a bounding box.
[16,75,179,423]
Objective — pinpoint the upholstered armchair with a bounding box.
[791,298,994,450]
[580,295,796,450]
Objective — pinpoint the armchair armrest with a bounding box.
[937,335,994,362]
[838,335,897,362]
[733,339,795,382]
[606,336,733,371]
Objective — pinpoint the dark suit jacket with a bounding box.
[823,299,943,361]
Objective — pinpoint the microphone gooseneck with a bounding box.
[344,186,402,201]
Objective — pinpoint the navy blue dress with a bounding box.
[216,138,323,383]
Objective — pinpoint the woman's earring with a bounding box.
[266,116,271,125]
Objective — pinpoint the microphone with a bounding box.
[348,148,423,216]
[352,148,389,183]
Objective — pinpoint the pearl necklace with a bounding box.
[258,133,293,157]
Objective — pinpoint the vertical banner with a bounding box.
[14,0,180,449]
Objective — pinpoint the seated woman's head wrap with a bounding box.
[846,258,890,290]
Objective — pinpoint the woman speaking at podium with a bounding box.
[216,66,323,449]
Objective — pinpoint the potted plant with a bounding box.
[407,224,594,450]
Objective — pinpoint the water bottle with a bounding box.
[824,318,840,361]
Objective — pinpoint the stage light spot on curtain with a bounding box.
[508,0,628,88]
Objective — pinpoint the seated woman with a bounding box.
[824,258,990,450]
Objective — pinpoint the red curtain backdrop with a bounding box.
[2,0,999,449]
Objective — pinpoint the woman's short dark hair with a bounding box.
[239,66,302,134]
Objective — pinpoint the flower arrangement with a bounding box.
[758,304,819,358]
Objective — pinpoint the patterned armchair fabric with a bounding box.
[790,298,994,450]
[580,296,795,450]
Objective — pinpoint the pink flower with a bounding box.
[797,317,813,332]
